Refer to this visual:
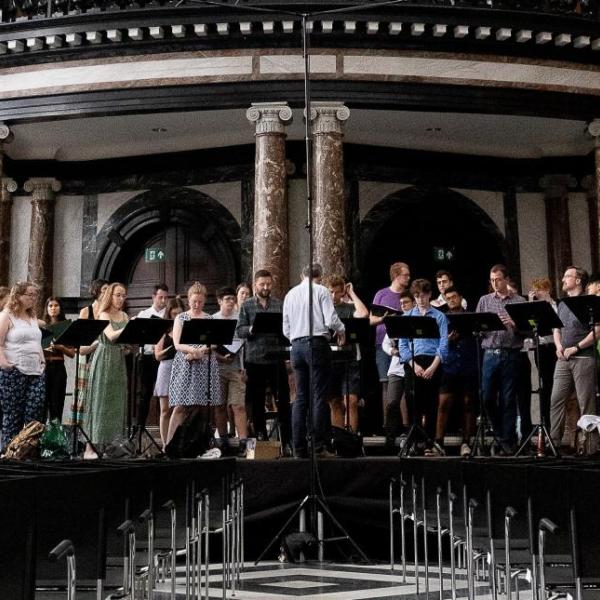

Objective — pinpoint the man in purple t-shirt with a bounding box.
[370,261,411,424]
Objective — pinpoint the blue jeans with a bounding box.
[291,337,332,453]
[481,349,520,447]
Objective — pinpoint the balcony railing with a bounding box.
[1,0,597,24]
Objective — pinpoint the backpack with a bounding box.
[165,411,212,459]
[4,420,46,460]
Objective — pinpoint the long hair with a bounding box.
[98,282,127,313]
[6,281,38,318]
[165,296,186,319]
[43,296,66,323]
[89,278,108,300]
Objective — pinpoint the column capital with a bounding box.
[581,174,595,194]
[24,177,61,199]
[0,177,17,196]
[588,119,600,140]
[0,123,13,143]
[308,102,350,135]
[246,102,293,135]
[539,174,577,197]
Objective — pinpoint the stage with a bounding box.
[2,455,600,599]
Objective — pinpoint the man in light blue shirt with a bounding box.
[283,264,345,458]
[398,278,448,455]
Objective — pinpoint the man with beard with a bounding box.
[236,269,291,451]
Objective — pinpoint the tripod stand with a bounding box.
[52,318,109,458]
[384,315,442,458]
[118,317,174,455]
[445,311,505,457]
[506,301,563,457]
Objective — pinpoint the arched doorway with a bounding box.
[93,187,241,313]
[360,186,507,308]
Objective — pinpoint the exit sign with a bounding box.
[145,248,165,263]
[433,247,455,262]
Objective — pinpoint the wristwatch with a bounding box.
[575,342,582,352]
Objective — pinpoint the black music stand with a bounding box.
[180,318,237,407]
[53,318,109,458]
[445,311,505,457]
[384,315,441,457]
[562,295,600,414]
[339,317,370,431]
[118,318,174,455]
[506,301,563,457]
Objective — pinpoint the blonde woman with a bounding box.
[0,282,45,448]
[83,282,128,459]
[166,282,222,445]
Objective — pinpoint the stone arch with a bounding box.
[359,186,507,306]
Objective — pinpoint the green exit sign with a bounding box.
[145,248,165,263]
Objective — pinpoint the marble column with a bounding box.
[540,175,576,294]
[586,119,600,273]
[309,102,350,278]
[24,178,61,314]
[0,123,15,286]
[581,174,599,274]
[246,102,292,297]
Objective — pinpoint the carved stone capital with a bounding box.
[24,178,61,201]
[307,102,350,135]
[246,102,293,135]
[588,119,600,141]
[581,174,595,194]
[539,174,577,198]
[0,178,17,196]
[0,123,13,143]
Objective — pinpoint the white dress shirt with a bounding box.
[283,279,345,342]
[138,305,166,354]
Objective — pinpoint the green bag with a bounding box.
[40,419,70,460]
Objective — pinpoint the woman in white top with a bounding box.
[0,281,46,448]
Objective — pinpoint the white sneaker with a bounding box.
[460,443,472,457]
[199,447,222,459]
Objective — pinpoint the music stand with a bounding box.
[561,295,600,414]
[251,312,286,339]
[53,318,109,458]
[117,318,174,455]
[384,315,441,457]
[339,317,370,431]
[445,312,505,457]
[181,318,237,407]
[505,301,563,457]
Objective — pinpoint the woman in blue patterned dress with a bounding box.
[166,282,222,445]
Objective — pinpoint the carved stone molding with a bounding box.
[24,177,62,201]
[0,178,17,197]
[308,102,350,135]
[246,102,293,136]
[588,119,600,142]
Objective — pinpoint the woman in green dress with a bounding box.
[83,282,128,459]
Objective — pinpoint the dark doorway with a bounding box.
[93,188,241,314]
[360,186,507,308]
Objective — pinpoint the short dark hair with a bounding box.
[567,265,589,290]
[435,270,453,280]
[399,290,414,302]
[254,269,272,280]
[216,286,237,300]
[302,264,323,279]
[588,272,600,285]
[490,264,508,278]
[410,278,432,295]
[444,286,462,297]
[153,283,169,294]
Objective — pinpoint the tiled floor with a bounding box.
[154,561,534,599]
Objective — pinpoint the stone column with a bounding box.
[309,102,350,278]
[540,175,576,295]
[24,178,61,314]
[0,178,17,286]
[586,119,600,272]
[581,174,599,274]
[0,123,15,286]
[246,102,293,297]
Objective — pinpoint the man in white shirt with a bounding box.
[136,283,169,429]
[283,264,345,458]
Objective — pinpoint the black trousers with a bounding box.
[45,360,67,422]
[136,354,159,428]
[404,355,441,446]
[245,362,291,446]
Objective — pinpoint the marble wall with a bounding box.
[517,193,548,291]
[9,195,31,284]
